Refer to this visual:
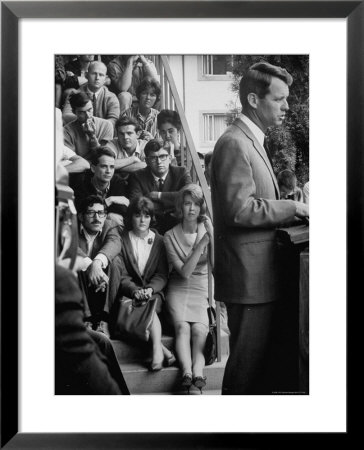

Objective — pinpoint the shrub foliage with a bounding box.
[230,55,309,185]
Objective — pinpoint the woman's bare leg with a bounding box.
[149,314,164,366]
[174,321,192,375]
[191,322,208,378]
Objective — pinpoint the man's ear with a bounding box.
[90,164,95,174]
[85,71,90,81]
[247,92,259,109]
[77,212,83,223]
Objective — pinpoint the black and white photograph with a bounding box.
[1,2,353,445]
[55,53,309,396]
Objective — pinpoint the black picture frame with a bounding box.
[1,1,358,448]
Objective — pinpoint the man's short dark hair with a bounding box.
[78,194,105,215]
[157,109,182,131]
[136,76,161,103]
[69,91,92,111]
[90,147,116,166]
[144,139,166,157]
[115,116,141,133]
[239,62,293,110]
[277,169,297,190]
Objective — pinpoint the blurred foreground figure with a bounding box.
[55,160,129,394]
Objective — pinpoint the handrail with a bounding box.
[154,55,221,363]
[157,56,212,218]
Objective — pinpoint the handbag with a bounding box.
[113,295,158,342]
[204,305,217,366]
[203,242,217,365]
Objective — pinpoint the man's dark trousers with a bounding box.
[222,302,276,395]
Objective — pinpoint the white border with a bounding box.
[19,18,346,433]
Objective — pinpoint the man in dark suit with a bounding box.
[128,139,192,234]
[77,195,122,338]
[73,147,130,227]
[210,62,309,394]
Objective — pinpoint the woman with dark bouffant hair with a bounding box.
[125,76,161,141]
[164,184,214,393]
[157,109,183,165]
[109,196,176,371]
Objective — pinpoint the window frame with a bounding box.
[198,55,235,81]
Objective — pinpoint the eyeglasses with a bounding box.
[147,154,169,163]
[85,210,106,218]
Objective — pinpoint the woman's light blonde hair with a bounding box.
[175,184,206,222]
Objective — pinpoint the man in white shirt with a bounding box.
[77,195,122,338]
[105,116,147,180]
[211,62,309,394]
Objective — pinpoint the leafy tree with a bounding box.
[229,55,309,185]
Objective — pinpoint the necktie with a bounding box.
[263,137,274,171]
[158,178,164,191]
[92,93,96,113]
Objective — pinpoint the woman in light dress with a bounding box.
[164,184,213,393]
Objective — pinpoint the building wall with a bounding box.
[168,55,239,155]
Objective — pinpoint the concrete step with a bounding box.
[111,330,230,364]
[120,355,228,394]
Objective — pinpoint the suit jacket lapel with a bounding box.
[146,168,158,191]
[234,118,280,198]
[123,233,143,279]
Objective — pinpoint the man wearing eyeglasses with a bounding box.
[77,195,122,338]
[128,139,192,234]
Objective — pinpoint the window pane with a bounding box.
[213,115,228,140]
[203,113,228,142]
[202,55,233,75]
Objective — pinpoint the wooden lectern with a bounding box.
[277,222,309,394]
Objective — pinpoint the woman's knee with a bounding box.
[191,322,208,338]
[174,321,190,337]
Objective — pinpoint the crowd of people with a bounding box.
[55,55,309,396]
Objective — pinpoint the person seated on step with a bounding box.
[277,169,304,202]
[105,116,147,182]
[108,196,176,372]
[164,184,214,394]
[63,92,113,163]
[107,55,159,115]
[56,107,90,176]
[64,54,94,89]
[128,139,192,235]
[62,61,120,127]
[124,76,161,141]
[76,195,122,339]
[61,55,94,111]
[157,109,183,166]
[73,147,130,228]
[55,163,129,395]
